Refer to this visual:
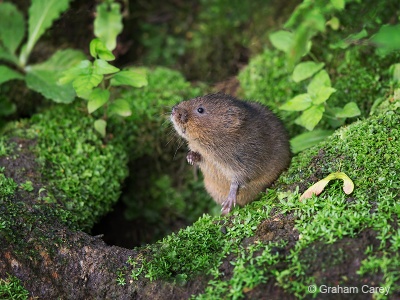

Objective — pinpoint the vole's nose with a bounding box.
[171,106,188,123]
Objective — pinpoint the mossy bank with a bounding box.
[122,103,399,299]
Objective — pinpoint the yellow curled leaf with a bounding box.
[300,172,354,201]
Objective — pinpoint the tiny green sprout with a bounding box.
[116,268,126,286]
[300,172,354,201]
[19,180,34,192]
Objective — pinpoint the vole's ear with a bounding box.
[223,106,243,129]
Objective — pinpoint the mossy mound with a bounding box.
[126,105,399,298]
[0,103,129,231]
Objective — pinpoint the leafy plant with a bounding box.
[268,0,367,152]
[19,180,34,192]
[60,1,147,137]
[280,64,361,128]
[0,274,29,300]
[0,0,85,104]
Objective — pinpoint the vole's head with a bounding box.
[171,93,245,144]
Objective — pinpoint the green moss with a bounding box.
[0,274,29,300]
[0,102,129,231]
[25,105,128,230]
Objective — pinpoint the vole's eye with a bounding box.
[197,107,204,114]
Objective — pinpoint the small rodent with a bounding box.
[171,93,291,214]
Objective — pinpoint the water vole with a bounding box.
[171,93,291,214]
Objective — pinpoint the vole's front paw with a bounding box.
[187,151,202,165]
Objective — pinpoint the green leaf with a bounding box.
[0,46,19,64]
[288,24,314,68]
[20,0,71,66]
[390,63,400,83]
[0,2,25,54]
[295,105,325,131]
[0,66,24,85]
[330,29,368,49]
[88,88,110,114]
[89,38,115,61]
[94,2,123,51]
[371,24,400,56]
[330,0,345,10]
[72,73,103,100]
[292,61,325,82]
[93,59,120,75]
[59,60,92,85]
[110,69,148,87]
[307,70,331,95]
[290,130,334,154]
[26,49,86,103]
[94,119,107,137]
[327,17,340,30]
[109,99,132,117]
[284,1,311,29]
[311,86,336,105]
[334,102,361,118]
[280,94,312,111]
[269,30,293,53]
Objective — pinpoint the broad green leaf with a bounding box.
[93,59,119,75]
[20,0,71,66]
[109,99,132,117]
[371,24,400,56]
[290,130,334,154]
[334,102,361,118]
[88,88,110,114]
[295,105,325,131]
[89,38,115,61]
[32,49,86,72]
[26,70,76,103]
[26,49,86,103]
[300,172,354,200]
[311,86,336,105]
[72,73,103,100]
[280,94,312,111]
[94,2,123,51]
[269,30,293,53]
[59,60,92,85]
[0,65,24,85]
[330,0,345,10]
[0,46,19,64]
[0,2,25,54]
[110,70,148,87]
[307,70,331,95]
[94,119,107,137]
[292,61,325,82]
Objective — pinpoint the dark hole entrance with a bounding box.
[92,153,218,248]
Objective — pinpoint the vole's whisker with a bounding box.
[173,139,185,160]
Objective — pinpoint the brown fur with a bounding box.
[171,93,291,208]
